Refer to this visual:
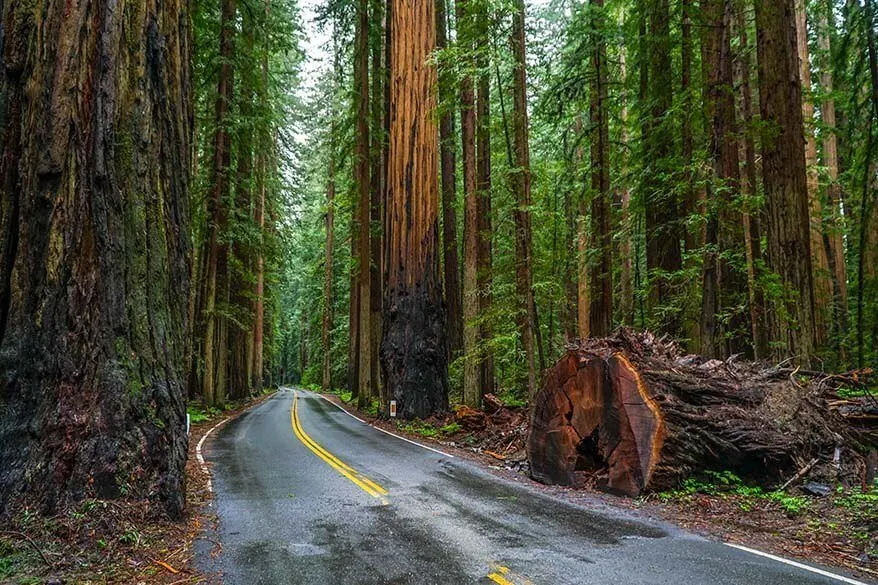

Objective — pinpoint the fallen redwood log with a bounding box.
[527,330,868,496]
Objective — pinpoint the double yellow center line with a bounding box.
[488,565,534,585]
[291,391,389,502]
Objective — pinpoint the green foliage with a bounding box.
[439,422,463,435]
[397,420,439,439]
[187,405,221,424]
[656,470,811,516]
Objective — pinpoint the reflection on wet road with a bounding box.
[197,389,867,584]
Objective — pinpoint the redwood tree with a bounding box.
[381,0,449,418]
[755,0,817,362]
[511,0,541,397]
[588,0,612,337]
[0,0,191,516]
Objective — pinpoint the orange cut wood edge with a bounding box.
[155,560,180,574]
[613,352,666,486]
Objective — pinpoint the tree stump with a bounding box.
[527,331,866,496]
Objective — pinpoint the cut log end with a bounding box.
[527,330,867,496]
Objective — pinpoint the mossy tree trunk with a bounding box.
[0,0,192,517]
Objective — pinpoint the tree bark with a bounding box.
[456,0,480,408]
[0,0,192,517]
[700,0,747,358]
[381,0,449,419]
[735,6,770,360]
[680,0,699,254]
[619,50,634,328]
[754,0,817,364]
[436,0,463,359]
[370,0,386,406]
[201,0,236,408]
[252,13,268,393]
[817,3,849,352]
[230,14,255,400]
[323,119,337,392]
[355,0,372,409]
[511,0,541,397]
[589,0,612,338]
[795,0,833,347]
[475,1,495,396]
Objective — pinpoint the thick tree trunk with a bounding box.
[475,2,495,396]
[755,0,817,363]
[589,0,612,338]
[0,0,191,517]
[355,0,372,409]
[511,0,541,397]
[528,332,865,496]
[381,0,449,419]
[796,0,833,347]
[436,0,463,359]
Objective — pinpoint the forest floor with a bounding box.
[319,389,878,584]
[0,390,275,585]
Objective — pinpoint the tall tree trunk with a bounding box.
[436,0,463,359]
[575,118,589,341]
[355,0,372,409]
[323,120,337,392]
[645,0,683,334]
[680,0,699,254]
[589,0,612,337]
[796,0,833,347]
[381,0,448,419]
[736,5,770,359]
[511,0,541,397]
[859,0,878,367]
[252,14,268,393]
[370,0,386,406]
[202,0,236,408]
[700,0,747,358]
[0,0,191,517]
[456,0,480,408]
[619,50,634,327]
[563,132,579,339]
[230,15,255,400]
[754,0,817,363]
[475,1,495,396]
[817,3,849,353]
[379,0,393,410]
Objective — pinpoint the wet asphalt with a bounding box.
[197,388,867,585]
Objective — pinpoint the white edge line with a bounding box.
[195,416,230,496]
[314,392,455,459]
[724,543,870,585]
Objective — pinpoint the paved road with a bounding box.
[197,388,868,585]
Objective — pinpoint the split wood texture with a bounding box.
[528,331,869,496]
